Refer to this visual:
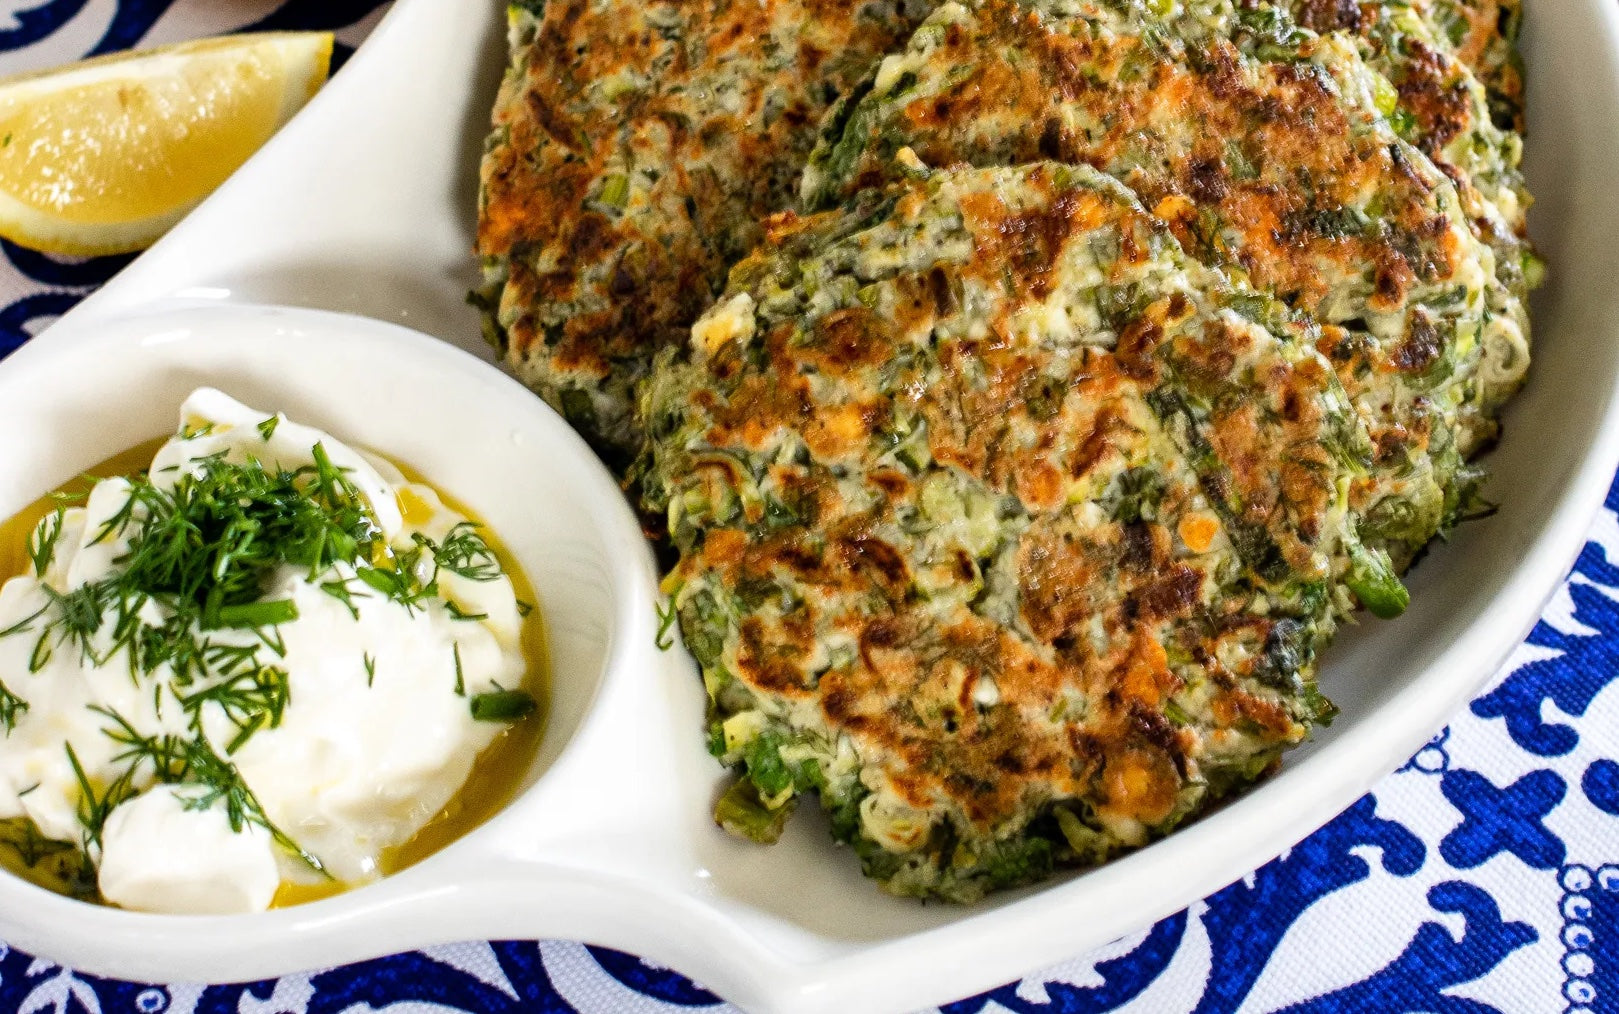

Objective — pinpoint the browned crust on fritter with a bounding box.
[1435,0,1524,128]
[1395,37,1477,155]
[837,2,1466,319]
[663,168,1342,831]
[1291,0,1522,130]
[478,0,927,452]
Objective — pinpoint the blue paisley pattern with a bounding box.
[0,241,133,354]
[2,3,1618,1011]
[0,1,92,53]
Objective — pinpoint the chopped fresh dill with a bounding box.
[0,679,27,733]
[0,600,47,640]
[177,421,216,440]
[0,815,75,868]
[198,639,258,680]
[0,812,97,899]
[27,632,50,673]
[37,584,105,668]
[0,426,527,882]
[253,622,288,660]
[211,599,299,630]
[89,705,326,875]
[26,508,66,577]
[446,601,489,621]
[430,523,503,582]
[179,745,327,875]
[177,664,291,754]
[356,559,434,613]
[319,576,366,620]
[65,741,134,853]
[0,446,393,872]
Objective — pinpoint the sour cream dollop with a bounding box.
[0,389,534,913]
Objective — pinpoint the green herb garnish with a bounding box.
[655,596,680,651]
[1,428,527,878]
[210,598,299,630]
[65,741,133,853]
[0,446,386,872]
[319,575,367,620]
[26,508,66,578]
[0,816,76,870]
[177,665,291,754]
[446,601,489,621]
[0,600,47,640]
[432,522,503,582]
[469,688,537,722]
[357,561,430,613]
[91,707,325,875]
[0,679,27,733]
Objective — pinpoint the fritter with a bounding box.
[801,0,1529,569]
[1281,0,1539,368]
[641,163,1385,902]
[475,0,930,465]
[1412,0,1525,131]
[1286,0,1529,233]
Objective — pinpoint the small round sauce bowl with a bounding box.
[0,301,666,981]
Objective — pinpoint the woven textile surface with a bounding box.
[0,3,1612,1012]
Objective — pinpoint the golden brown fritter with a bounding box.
[476,0,931,465]
[641,164,1375,900]
[1279,0,1536,308]
[802,0,1529,568]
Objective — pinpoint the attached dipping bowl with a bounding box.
[0,301,657,980]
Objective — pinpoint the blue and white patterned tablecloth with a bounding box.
[1,3,1616,1012]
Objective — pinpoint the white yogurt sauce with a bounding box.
[0,389,531,913]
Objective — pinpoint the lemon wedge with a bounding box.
[0,32,333,256]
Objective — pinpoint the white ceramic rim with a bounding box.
[0,0,1615,1011]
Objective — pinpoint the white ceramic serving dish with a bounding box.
[0,0,1617,1010]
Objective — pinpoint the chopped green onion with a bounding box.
[1346,540,1410,619]
[713,777,796,844]
[211,599,299,630]
[469,689,537,722]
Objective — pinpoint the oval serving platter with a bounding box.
[1,0,1618,1011]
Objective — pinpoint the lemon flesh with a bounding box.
[0,32,333,256]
